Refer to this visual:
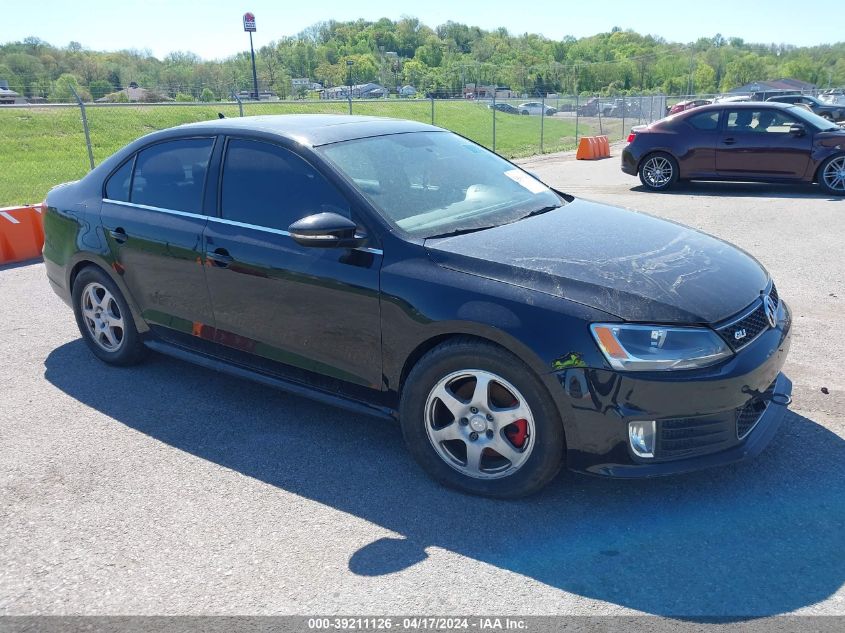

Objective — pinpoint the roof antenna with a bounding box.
[218,112,225,119]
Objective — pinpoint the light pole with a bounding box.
[243,12,259,100]
[346,60,355,95]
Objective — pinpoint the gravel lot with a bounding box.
[1,151,843,619]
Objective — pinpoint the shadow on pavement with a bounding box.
[630,181,842,200]
[45,339,845,618]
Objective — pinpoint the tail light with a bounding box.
[626,132,637,143]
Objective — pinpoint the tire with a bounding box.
[818,154,845,195]
[399,338,565,498]
[72,266,146,366]
[520,110,529,115]
[638,152,679,191]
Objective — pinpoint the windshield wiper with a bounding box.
[425,204,564,240]
[516,204,563,221]
[425,225,499,239]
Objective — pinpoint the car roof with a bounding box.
[168,114,441,147]
[682,101,798,113]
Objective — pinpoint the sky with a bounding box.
[0,0,840,60]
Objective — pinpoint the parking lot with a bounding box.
[1,151,844,618]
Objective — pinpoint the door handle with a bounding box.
[109,227,128,244]
[722,138,737,145]
[206,248,233,267]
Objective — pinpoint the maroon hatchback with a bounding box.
[621,101,845,195]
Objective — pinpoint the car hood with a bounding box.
[425,198,769,324]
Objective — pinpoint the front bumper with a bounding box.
[557,301,793,478]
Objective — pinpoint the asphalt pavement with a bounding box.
[1,150,843,618]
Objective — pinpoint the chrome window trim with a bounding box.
[103,198,206,220]
[101,198,383,255]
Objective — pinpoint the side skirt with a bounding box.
[143,339,398,422]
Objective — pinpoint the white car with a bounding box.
[517,102,557,116]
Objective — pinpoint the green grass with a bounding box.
[0,100,586,207]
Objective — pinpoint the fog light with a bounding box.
[628,421,656,458]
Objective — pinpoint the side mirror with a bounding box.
[288,212,367,249]
[789,123,806,137]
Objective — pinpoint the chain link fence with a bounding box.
[0,92,672,207]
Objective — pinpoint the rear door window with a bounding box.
[220,139,350,231]
[130,138,215,213]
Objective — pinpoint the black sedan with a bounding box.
[44,115,793,497]
[766,94,845,122]
[487,103,522,115]
[622,102,845,194]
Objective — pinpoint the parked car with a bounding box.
[713,95,751,104]
[607,99,643,118]
[576,98,614,117]
[622,102,845,194]
[666,99,712,115]
[818,89,845,107]
[766,94,845,122]
[44,115,793,498]
[487,102,521,115]
[576,97,601,116]
[517,102,557,116]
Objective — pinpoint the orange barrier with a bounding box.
[576,135,612,160]
[0,204,45,265]
[576,137,595,160]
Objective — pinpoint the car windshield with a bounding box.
[318,131,564,238]
[787,105,840,131]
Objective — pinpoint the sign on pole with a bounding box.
[243,12,256,32]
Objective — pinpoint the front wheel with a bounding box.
[399,339,565,498]
[639,152,679,191]
[819,154,845,195]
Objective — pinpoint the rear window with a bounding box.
[130,138,214,213]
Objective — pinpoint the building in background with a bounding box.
[729,78,818,99]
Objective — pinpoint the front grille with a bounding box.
[717,283,779,351]
[736,378,777,439]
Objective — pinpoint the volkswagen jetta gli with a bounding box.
[43,115,793,497]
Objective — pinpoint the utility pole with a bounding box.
[243,12,259,100]
[686,48,695,98]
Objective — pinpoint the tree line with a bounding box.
[2,18,844,102]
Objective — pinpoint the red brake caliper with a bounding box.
[505,419,529,448]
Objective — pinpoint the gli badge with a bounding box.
[734,328,747,340]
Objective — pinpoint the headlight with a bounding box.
[590,323,732,371]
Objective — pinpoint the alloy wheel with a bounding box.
[80,282,125,352]
[822,156,845,193]
[424,370,535,479]
[642,156,674,188]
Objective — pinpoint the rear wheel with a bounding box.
[399,339,565,498]
[819,155,845,195]
[639,152,679,191]
[72,267,146,365]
